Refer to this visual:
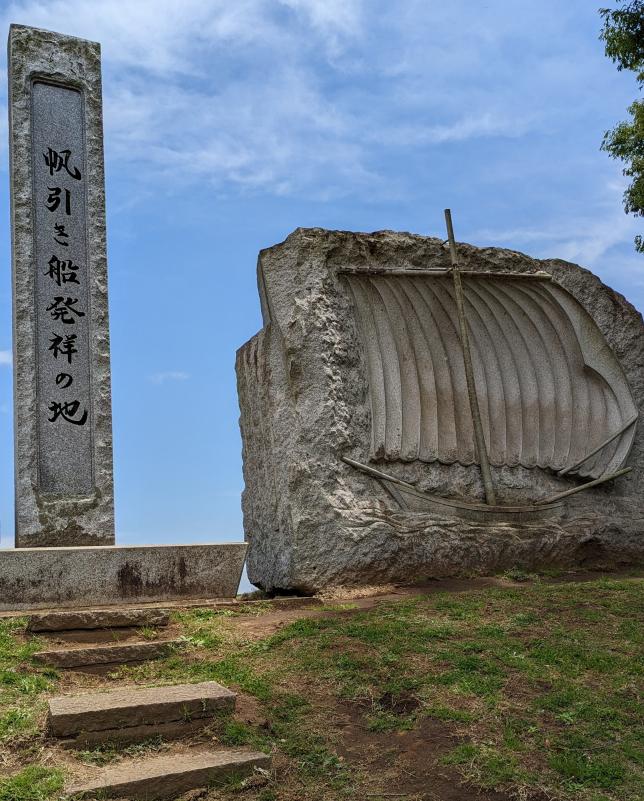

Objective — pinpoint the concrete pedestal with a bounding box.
[0,543,247,610]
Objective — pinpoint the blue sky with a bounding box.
[0,2,641,580]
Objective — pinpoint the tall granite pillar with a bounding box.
[8,25,114,546]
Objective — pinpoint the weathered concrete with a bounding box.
[34,639,180,668]
[27,608,170,632]
[0,543,247,610]
[236,228,644,593]
[9,24,114,547]
[49,681,236,738]
[68,749,271,799]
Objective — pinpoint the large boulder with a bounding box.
[236,228,644,593]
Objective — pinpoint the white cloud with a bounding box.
[469,177,644,308]
[374,112,538,148]
[0,350,12,367]
[426,113,536,144]
[0,0,375,195]
[1,0,586,199]
[472,180,639,266]
[4,1,240,75]
[148,371,190,384]
[0,0,636,212]
[281,0,363,58]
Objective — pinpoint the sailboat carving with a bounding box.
[340,214,637,522]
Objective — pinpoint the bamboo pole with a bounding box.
[444,209,496,506]
[337,267,552,280]
[535,467,631,505]
[557,414,638,476]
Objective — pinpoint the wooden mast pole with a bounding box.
[444,209,497,506]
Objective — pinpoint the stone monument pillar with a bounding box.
[0,24,247,610]
[8,24,114,546]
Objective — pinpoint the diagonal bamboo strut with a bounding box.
[535,467,631,505]
[558,414,638,476]
[341,456,418,489]
[444,209,496,506]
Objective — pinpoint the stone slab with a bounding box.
[27,608,170,632]
[49,681,236,737]
[0,542,247,610]
[0,594,320,619]
[68,749,270,799]
[9,24,114,546]
[34,639,180,668]
[237,228,644,593]
[43,628,142,645]
[61,717,222,747]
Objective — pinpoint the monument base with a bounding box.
[0,543,247,610]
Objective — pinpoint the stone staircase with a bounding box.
[28,606,271,799]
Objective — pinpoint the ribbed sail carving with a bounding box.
[345,274,637,480]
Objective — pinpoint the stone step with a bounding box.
[61,715,223,748]
[33,639,181,669]
[42,628,146,646]
[27,607,170,632]
[49,681,236,744]
[68,749,271,799]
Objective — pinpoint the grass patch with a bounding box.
[117,650,274,702]
[0,707,38,740]
[224,578,642,800]
[443,743,523,787]
[318,602,359,612]
[77,735,168,766]
[0,619,56,748]
[0,766,64,801]
[0,577,641,801]
[136,626,160,641]
[424,704,475,723]
[502,566,537,582]
[548,747,627,791]
[366,708,416,732]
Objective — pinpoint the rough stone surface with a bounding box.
[68,749,271,799]
[27,608,170,632]
[9,24,114,547]
[236,228,644,593]
[34,639,180,668]
[48,681,236,737]
[60,717,222,747]
[0,543,247,610]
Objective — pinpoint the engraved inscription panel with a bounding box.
[32,81,93,494]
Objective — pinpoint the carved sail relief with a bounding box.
[345,273,637,481]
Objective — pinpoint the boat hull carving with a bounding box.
[342,457,564,524]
